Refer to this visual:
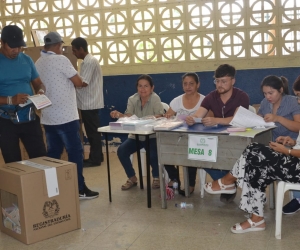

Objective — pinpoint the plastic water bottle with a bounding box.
[180,202,193,209]
[172,180,178,195]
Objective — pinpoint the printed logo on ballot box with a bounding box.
[32,200,71,231]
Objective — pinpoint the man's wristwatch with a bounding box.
[38,89,45,94]
[288,149,292,155]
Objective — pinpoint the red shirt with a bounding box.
[201,87,249,118]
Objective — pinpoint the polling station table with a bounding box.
[97,126,155,208]
[155,124,274,209]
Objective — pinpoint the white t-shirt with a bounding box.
[35,51,79,125]
[170,93,205,117]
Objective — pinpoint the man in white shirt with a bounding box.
[35,32,99,200]
[71,37,104,168]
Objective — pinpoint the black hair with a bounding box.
[293,76,300,91]
[71,37,88,52]
[136,74,154,88]
[261,75,289,95]
[214,64,236,78]
[182,72,199,84]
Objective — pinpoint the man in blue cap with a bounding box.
[0,25,46,163]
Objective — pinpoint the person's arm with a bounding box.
[79,58,97,88]
[0,94,30,105]
[265,114,300,133]
[269,141,300,158]
[164,107,176,118]
[31,77,46,94]
[202,116,233,126]
[275,136,296,146]
[110,110,132,119]
[152,100,164,118]
[186,107,209,125]
[69,74,84,88]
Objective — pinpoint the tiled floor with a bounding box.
[0,153,300,250]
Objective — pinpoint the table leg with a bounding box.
[104,133,112,202]
[183,167,190,197]
[135,134,144,189]
[160,163,167,209]
[145,135,151,208]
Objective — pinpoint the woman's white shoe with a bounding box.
[231,218,265,234]
[204,179,236,194]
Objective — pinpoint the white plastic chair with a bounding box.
[249,105,257,114]
[130,102,170,177]
[161,102,170,113]
[275,181,300,239]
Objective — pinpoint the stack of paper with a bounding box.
[230,106,275,128]
[153,120,184,131]
[122,119,156,131]
[109,121,124,130]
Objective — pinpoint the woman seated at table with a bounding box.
[164,72,205,195]
[110,74,164,190]
[204,77,300,234]
[258,75,300,213]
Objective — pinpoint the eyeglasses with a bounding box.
[214,78,233,85]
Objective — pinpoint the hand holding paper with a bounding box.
[19,94,52,109]
[230,106,275,128]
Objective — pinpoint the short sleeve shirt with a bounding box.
[76,54,104,110]
[170,94,205,117]
[35,51,79,125]
[125,92,164,117]
[125,92,164,140]
[0,52,38,119]
[258,95,300,140]
[200,87,250,118]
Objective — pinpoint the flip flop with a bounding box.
[204,179,236,194]
[231,218,265,234]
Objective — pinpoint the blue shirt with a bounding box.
[258,95,300,140]
[0,52,39,119]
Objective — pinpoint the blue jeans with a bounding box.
[292,191,300,198]
[204,169,228,180]
[117,138,159,178]
[43,120,85,191]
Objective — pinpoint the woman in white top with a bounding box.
[164,72,205,195]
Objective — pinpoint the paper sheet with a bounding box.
[19,95,52,109]
[230,106,275,128]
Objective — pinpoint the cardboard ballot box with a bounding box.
[0,157,81,244]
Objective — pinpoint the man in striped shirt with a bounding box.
[71,37,104,168]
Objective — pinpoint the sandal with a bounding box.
[231,218,265,234]
[204,179,236,194]
[152,178,160,189]
[121,179,138,190]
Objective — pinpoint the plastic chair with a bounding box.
[275,181,300,239]
[249,105,257,114]
[130,102,170,177]
[161,102,170,113]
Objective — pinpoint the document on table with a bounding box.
[230,106,275,128]
[19,94,52,109]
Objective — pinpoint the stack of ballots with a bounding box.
[109,115,158,131]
